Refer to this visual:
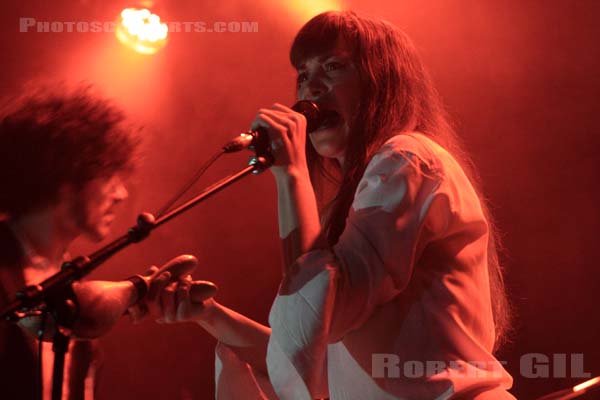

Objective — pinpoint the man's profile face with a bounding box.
[72,175,129,242]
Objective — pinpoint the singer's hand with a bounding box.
[158,275,216,324]
[250,103,309,177]
[127,266,172,324]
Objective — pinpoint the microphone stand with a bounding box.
[0,144,272,400]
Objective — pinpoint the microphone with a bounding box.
[223,100,327,153]
[66,255,217,338]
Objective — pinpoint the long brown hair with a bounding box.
[290,11,512,350]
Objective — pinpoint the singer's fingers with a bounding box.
[267,104,307,127]
[256,112,293,150]
[271,103,294,112]
[259,108,296,130]
[141,265,159,277]
[259,109,307,145]
[252,112,288,139]
[176,278,192,321]
[161,281,178,323]
[145,272,171,321]
[190,280,218,303]
[147,271,171,302]
[142,271,171,317]
[272,103,307,127]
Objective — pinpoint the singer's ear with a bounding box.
[53,183,77,215]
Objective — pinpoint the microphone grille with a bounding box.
[292,100,322,133]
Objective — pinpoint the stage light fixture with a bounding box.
[116,7,168,55]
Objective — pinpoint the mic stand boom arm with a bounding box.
[0,155,271,321]
[0,149,272,400]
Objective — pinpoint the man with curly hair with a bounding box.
[0,85,139,400]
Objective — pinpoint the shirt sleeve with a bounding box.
[214,342,278,400]
[267,137,445,398]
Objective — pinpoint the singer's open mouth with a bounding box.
[315,110,341,131]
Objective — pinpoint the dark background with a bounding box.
[1,1,599,398]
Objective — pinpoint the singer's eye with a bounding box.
[296,72,308,86]
[324,61,344,72]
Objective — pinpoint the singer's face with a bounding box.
[295,41,361,165]
[69,175,129,242]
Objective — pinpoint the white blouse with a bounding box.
[215,133,515,399]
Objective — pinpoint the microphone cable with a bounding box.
[153,101,322,219]
[154,150,225,219]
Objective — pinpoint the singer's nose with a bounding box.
[299,74,327,101]
[114,182,128,203]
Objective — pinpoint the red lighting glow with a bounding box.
[116,8,168,55]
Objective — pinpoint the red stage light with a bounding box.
[116,8,168,55]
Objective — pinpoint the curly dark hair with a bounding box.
[0,84,140,217]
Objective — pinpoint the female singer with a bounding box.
[155,11,515,399]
